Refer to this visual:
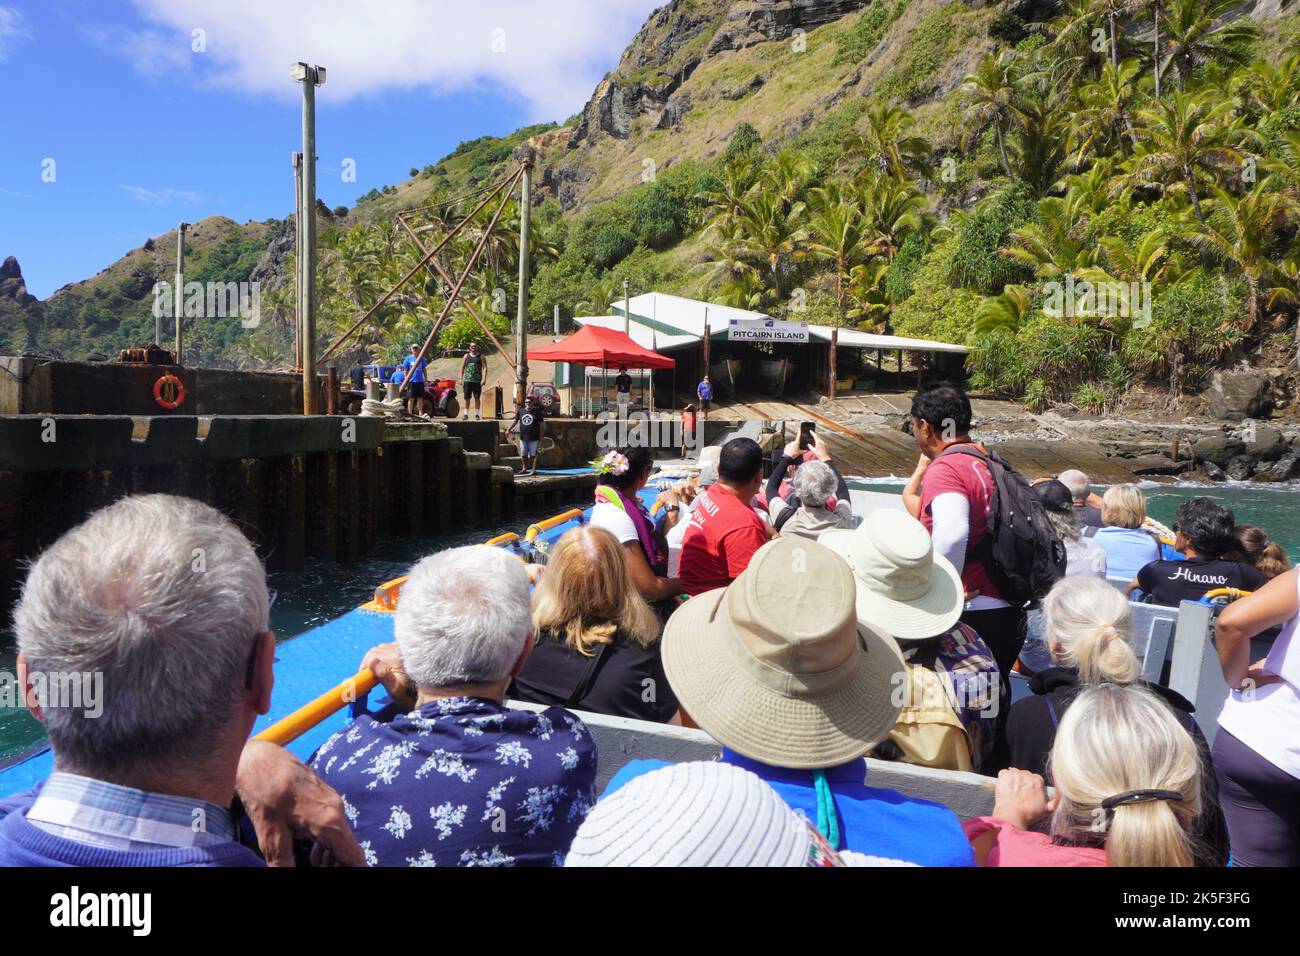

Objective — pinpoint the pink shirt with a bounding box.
[963,817,1106,867]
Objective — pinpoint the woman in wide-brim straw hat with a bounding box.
[821,509,1000,773]
[602,536,977,866]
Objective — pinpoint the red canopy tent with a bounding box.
[527,325,674,417]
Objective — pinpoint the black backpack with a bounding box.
[937,445,1066,607]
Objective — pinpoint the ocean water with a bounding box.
[4,481,1298,767]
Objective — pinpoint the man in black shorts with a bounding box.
[399,345,430,417]
[460,341,486,420]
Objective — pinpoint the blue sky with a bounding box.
[0,0,661,298]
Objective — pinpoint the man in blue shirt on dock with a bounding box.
[399,344,430,417]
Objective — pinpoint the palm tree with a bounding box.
[961,51,1018,176]
[1188,184,1299,330]
[1047,0,1111,81]
[1072,59,1142,163]
[1000,192,1101,280]
[1160,0,1259,91]
[759,149,816,211]
[1008,77,1070,195]
[729,190,808,300]
[696,157,758,231]
[974,285,1034,335]
[856,171,927,261]
[855,104,931,181]
[804,185,880,324]
[1122,90,1247,222]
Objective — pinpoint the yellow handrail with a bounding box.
[485,531,520,546]
[524,508,583,543]
[253,668,378,746]
[1203,587,1252,602]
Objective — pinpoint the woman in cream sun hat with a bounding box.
[819,509,964,640]
[821,509,1000,772]
[643,535,976,865]
[661,535,905,769]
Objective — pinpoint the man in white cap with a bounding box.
[603,536,973,866]
[822,509,1001,772]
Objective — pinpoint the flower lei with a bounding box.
[590,450,630,476]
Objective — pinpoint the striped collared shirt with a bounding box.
[25,772,237,851]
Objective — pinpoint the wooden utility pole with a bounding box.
[293,62,326,414]
[515,158,532,407]
[174,222,187,364]
[702,306,711,378]
[292,151,304,369]
[828,326,838,399]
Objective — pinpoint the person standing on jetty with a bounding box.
[614,365,632,419]
[696,374,713,419]
[460,341,486,420]
[508,395,545,476]
[399,344,430,418]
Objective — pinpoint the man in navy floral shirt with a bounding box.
[311,546,597,867]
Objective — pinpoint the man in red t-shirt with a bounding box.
[906,383,1026,686]
[679,438,770,596]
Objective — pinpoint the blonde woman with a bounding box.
[1089,483,1161,582]
[1000,576,1229,863]
[511,526,677,722]
[967,684,1204,866]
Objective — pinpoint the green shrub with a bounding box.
[1071,381,1110,413]
[890,238,983,343]
[946,184,1038,294]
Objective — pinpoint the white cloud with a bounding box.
[120,185,206,206]
[0,6,32,60]
[126,0,663,120]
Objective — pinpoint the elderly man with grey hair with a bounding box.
[1057,468,1104,527]
[0,494,364,867]
[309,545,597,866]
[766,432,854,540]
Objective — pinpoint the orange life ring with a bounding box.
[153,374,185,410]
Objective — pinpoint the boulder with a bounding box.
[1244,424,1286,462]
[1266,453,1300,483]
[1207,370,1273,422]
[1200,460,1227,482]
[1192,434,1245,467]
[1225,455,1256,481]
